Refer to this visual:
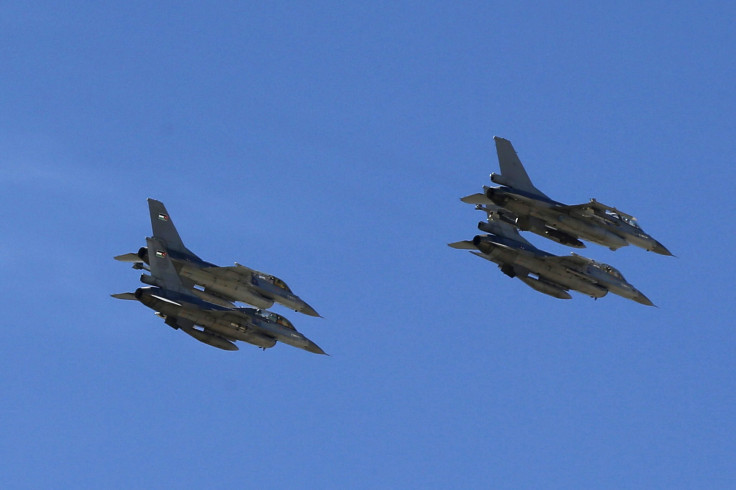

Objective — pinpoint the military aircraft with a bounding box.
[449,208,654,305]
[115,198,320,316]
[113,237,327,354]
[461,136,672,255]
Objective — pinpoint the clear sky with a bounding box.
[2,2,735,488]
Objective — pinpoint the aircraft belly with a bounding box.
[175,310,274,346]
[512,254,543,272]
[503,200,535,217]
[555,272,607,298]
[179,267,274,308]
[222,285,274,309]
[192,323,275,349]
[152,295,312,350]
[252,320,306,347]
[141,296,181,318]
[189,288,236,308]
[241,333,277,349]
[523,260,606,298]
[550,215,627,249]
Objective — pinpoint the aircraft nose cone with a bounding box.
[632,291,655,307]
[300,303,321,318]
[651,241,673,256]
[303,340,328,355]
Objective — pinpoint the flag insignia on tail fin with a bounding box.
[155,250,167,258]
[157,213,169,221]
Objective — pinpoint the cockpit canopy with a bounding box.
[254,273,293,293]
[254,309,296,330]
[605,210,641,230]
[591,199,642,230]
[601,263,624,281]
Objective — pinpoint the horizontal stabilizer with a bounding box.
[114,253,143,263]
[111,292,137,300]
[448,240,477,250]
[460,193,492,205]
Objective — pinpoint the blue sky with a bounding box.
[2,2,735,488]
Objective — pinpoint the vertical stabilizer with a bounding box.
[493,137,549,199]
[481,207,535,248]
[147,198,200,259]
[146,236,187,293]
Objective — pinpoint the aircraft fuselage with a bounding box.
[486,187,628,250]
[136,287,324,353]
[471,236,651,303]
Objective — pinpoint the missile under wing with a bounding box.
[460,136,672,255]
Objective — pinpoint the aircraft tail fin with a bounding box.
[492,137,549,199]
[486,219,532,245]
[147,198,201,259]
[146,236,188,293]
[480,208,536,248]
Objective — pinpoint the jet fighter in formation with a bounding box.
[115,199,320,316]
[113,199,325,354]
[449,206,653,305]
[461,136,672,255]
[451,137,671,304]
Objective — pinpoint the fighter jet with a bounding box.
[461,136,672,255]
[115,198,320,316]
[449,208,654,305]
[113,237,327,354]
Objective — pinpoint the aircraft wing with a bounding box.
[114,252,144,263]
[174,303,242,326]
[111,292,137,300]
[448,240,477,250]
[460,193,492,205]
